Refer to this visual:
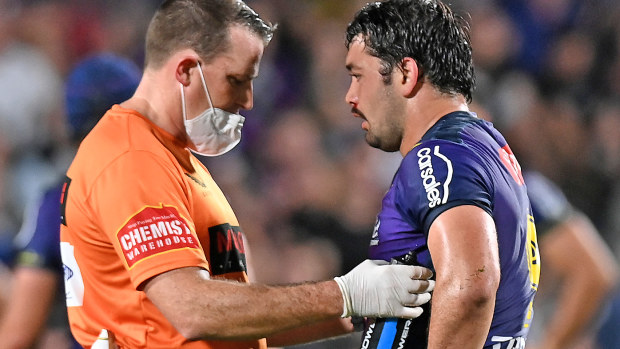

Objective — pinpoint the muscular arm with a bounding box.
[143,266,345,341]
[534,212,619,349]
[427,205,500,348]
[144,260,433,342]
[0,267,58,349]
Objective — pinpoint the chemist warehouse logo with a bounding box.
[116,204,199,268]
[417,146,453,208]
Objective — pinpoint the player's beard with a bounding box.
[365,88,404,152]
[365,120,403,152]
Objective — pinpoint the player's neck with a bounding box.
[400,90,469,156]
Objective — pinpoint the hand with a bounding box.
[334,259,434,318]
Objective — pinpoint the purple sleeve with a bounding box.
[14,184,63,271]
[394,140,493,234]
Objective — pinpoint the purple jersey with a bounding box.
[367,112,539,348]
[12,181,82,349]
[14,183,63,270]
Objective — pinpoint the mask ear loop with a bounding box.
[196,62,215,110]
[180,83,188,122]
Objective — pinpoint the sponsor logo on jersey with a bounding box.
[491,336,526,349]
[208,223,247,275]
[61,242,84,307]
[360,321,376,349]
[498,144,525,185]
[63,264,73,280]
[116,204,198,268]
[397,319,412,349]
[417,146,453,208]
[370,218,380,246]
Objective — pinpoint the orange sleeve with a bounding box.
[89,150,209,288]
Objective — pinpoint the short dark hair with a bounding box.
[145,0,275,69]
[345,0,475,102]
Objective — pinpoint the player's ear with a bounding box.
[175,51,200,86]
[399,57,420,97]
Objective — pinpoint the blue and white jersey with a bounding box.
[368,111,539,348]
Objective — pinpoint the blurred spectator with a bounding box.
[0,52,141,349]
[0,0,63,238]
[524,171,619,349]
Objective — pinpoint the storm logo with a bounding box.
[417,146,453,208]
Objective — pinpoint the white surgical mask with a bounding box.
[180,62,245,157]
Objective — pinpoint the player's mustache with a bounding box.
[351,107,366,119]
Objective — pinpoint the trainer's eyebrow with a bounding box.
[346,63,358,71]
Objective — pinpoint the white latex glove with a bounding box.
[334,259,434,318]
[91,329,118,349]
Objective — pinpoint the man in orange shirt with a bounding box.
[60,1,435,348]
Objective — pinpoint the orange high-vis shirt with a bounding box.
[60,105,266,349]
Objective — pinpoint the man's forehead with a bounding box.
[346,36,369,68]
[212,28,263,76]
[213,53,260,76]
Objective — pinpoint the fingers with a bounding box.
[368,261,433,281]
[410,292,431,306]
[410,265,433,279]
[396,306,424,319]
[399,291,431,307]
[407,279,435,293]
[388,264,433,280]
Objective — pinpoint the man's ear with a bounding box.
[398,57,420,97]
[175,53,200,86]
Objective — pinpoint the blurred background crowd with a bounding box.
[0,0,619,348]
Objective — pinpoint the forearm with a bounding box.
[0,268,57,349]
[540,215,620,348]
[198,280,344,339]
[541,273,609,348]
[539,214,620,348]
[427,277,496,348]
[145,268,343,340]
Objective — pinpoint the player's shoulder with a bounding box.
[400,137,478,177]
[397,128,492,199]
[421,111,486,143]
